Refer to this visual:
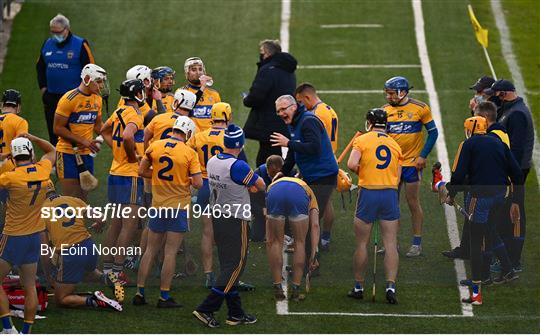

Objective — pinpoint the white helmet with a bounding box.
[81,64,107,83]
[184,57,205,75]
[11,137,33,159]
[126,65,152,87]
[173,89,197,111]
[172,115,196,140]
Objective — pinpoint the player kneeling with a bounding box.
[41,186,122,312]
[266,176,320,302]
[346,109,403,304]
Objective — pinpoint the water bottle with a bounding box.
[200,75,213,87]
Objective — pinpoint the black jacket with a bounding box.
[243,52,297,142]
[497,97,534,169]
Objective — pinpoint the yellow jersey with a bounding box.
[104,105,144,177]
[267,177,318,211]
[151,94,175,114]
[312,102,338,154]
[55,89,102,155]
[0,113,28,155]
[352,131,403,189]
[145,137,201,208]
[183,85,221,131]
[117,98,152,119]
[41,195,91,249]
[0,160,53,235]
[383,98,432,167]
[146,112,181,144]
[187,126,225,179]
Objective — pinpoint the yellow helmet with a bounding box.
[211,102,232,122]
[463,116,487,138]
[336,169,352,192]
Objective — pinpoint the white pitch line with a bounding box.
[491,0,540,189]
[318,90,427,94]
[412,0,473,317]
[320,24,383,28]
[287,312,471,318]
[298,64,421,69]
[280,0,291,52]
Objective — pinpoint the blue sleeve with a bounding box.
[288,117,322,155]
[506,112,527,165]
[420,120,438,158]
[0,189,7,203]
[230,160,259,186]
[447,141,470,198]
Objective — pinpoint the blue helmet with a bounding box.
[384,76,411,93]
[151,66,175,81]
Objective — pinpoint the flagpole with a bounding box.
[482,46,497,80]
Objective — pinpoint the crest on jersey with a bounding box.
[67,51,74,59]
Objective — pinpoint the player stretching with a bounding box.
[347,109,403,304]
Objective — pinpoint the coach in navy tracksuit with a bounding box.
[270,95,338,256]
[36,14,94,145]
[445,121,522,305]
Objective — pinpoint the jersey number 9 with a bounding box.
[375,145,391,169]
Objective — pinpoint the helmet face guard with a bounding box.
[384,76,411,106]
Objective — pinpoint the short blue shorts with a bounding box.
[148,209,189,233]
[266,181,310,220]
[54,238,98,284]
[401,166,422,183]
[108,175,143,206]
[355,188,400,223]
[196,179,210,208]
[56,152,94,179]
[0,232,40,266]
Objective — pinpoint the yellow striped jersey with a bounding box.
[117,97,152,119]
[104,105,144,177]
[145,112,181,144]
[145,137,201,208]
[151,94,175,113]
[312,102,338,154]
[55,89,102,155]
[383,98,432,167]
[0,113,28,155]
[183,85,221,131]
[42,195,91,249]
[187,126,225,179]
[352,131,403,189]
[0,160,53,235]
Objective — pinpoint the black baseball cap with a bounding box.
[469,76,495,92]
[485,79,516,94]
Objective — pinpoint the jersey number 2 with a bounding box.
[157,156,174,181]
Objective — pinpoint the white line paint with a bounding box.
[298,64,421,69]
[318,90,427,94]
[320,24,383,28]
[287,312,471,318]
[412,0,473,317]
[280,0,291,52]
[491,0,540,188]
[276,251,289,315]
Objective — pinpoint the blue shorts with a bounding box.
[0,232,40,266]
[108,175,144,206]
[148,209,189,233]
[54,238,98,284]
[355,188,400,223]
[401,166,422,183]
[266,181,310,221]
[196,179,210,207]
[468,193,506,224]
[56,152,94,179]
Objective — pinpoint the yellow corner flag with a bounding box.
[468,5,489,48]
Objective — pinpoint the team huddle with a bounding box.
[0,40,531,332]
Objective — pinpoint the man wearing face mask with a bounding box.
[243,39,297,166]
[468,76,496,116]
[486,79,534,272]
[36,13,95,146]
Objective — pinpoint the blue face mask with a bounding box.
[52,34,65,43]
